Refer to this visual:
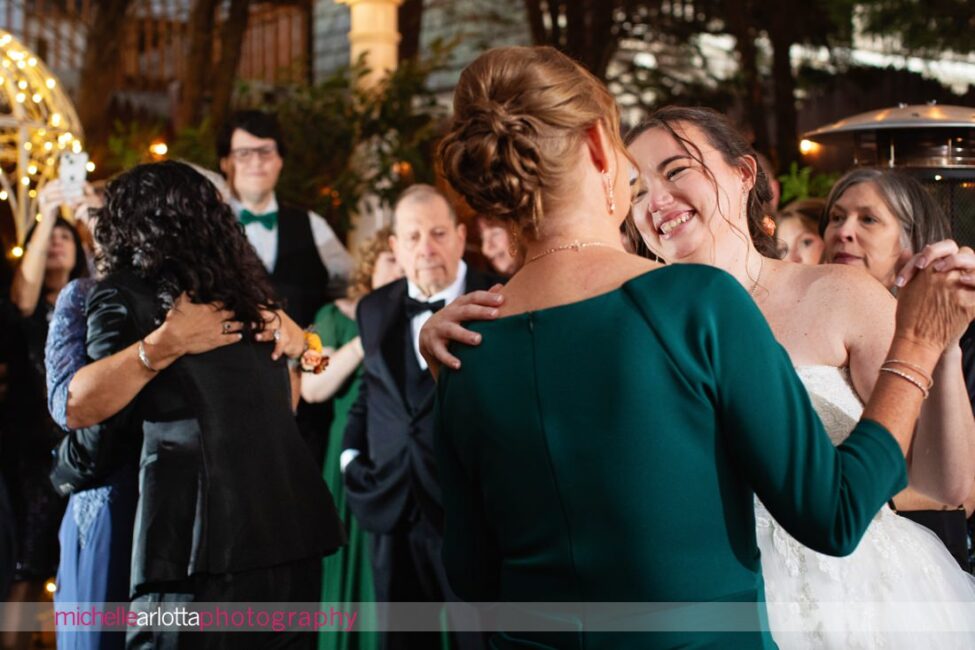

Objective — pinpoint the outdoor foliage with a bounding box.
[106,41,454,241]
[857,0,975,55]
[778,162,840,205]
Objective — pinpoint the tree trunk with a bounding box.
[768,23,798,170]
[76,0,136,162]
[398,0,423,62]
[209,0,251,132]
[721,0,770,157]
[176,0,219,130]
[523,0,618,79]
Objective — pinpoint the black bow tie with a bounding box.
[404,296,446,318]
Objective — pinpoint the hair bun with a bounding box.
[439,99,545,228]
[439,46,626,235]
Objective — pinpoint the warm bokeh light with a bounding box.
[149,141,169,157]
[44,580,56,594]
[0,28,84,248]
[799,139,819,155]
[11,245,23,258]
[86,161,96,173]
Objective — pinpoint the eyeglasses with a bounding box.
[229,145,278,163]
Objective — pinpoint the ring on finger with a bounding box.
[273,328,282,342]
[222,322,232,334]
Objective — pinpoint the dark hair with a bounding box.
[822,168,950,253]
[216,110,287,160]
[94,161,279,326]
[25,216,89,281]
[624,106,778,260]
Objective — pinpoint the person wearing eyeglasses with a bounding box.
[217,111,354,468]
[217,110,353,329]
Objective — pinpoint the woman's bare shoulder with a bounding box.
[786,262,891,299]
[785,262,896,329]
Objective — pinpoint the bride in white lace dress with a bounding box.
[756,366,975,648]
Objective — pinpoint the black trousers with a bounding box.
[126,557,321,650]
[371,516,483,650]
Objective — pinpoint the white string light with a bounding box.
[0,28,84,251]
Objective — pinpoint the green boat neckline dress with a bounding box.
[435,264,908,650]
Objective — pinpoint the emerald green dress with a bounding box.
[314,303,379,650]
[435,265,908,650]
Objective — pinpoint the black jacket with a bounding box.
[342,269,501,534]
[51,271,344,591]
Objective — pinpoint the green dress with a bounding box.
[435,265,908,650]
[314,303,379,650]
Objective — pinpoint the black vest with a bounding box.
[403,322,435,413]
[270,204,332,327]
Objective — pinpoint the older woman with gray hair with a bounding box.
[821,168,951,288]
[822,167,975,568]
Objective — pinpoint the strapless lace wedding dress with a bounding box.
[755,366,975,649]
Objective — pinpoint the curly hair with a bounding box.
[347,227,395,301]
[94,160,279,326]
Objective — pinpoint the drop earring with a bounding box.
[603,169,616,215]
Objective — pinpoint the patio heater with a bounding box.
[802,103,975,248]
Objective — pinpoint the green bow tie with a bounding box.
[239,209,278,230]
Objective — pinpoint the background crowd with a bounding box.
[0,63,974,650]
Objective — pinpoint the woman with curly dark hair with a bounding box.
[64,161,344,649]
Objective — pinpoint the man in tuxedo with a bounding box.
[341,184,493,649]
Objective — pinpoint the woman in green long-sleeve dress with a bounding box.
[305,229,402,650]
[429,46,975,649]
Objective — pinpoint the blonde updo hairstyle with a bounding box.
[439,46,633,239]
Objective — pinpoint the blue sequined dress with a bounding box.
[46,278,137,650]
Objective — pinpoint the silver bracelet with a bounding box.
[880,366,929,399]
[138,339,159,373]
[883,358,934,388]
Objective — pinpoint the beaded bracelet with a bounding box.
[880,366,930,399]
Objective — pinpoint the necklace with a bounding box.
[747,258,765,296]
[525,240,615,264]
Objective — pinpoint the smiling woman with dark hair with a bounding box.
[65,160,344,649]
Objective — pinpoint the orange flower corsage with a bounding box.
[299,331,329,374]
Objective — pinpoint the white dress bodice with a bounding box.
[755,366,975,649]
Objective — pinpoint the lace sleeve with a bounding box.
[45,278,96,430]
